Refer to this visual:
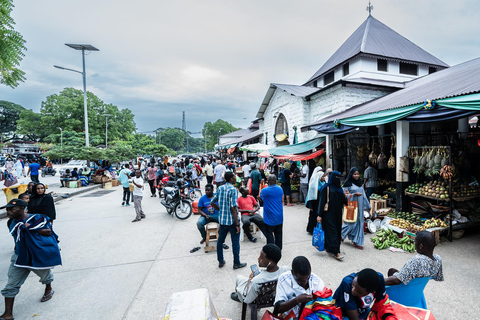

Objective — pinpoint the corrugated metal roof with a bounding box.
[305,15,449,85]
[304,57,480,128]
[256,83,320,118]
[219,128,250,139]
[216,130,263,148]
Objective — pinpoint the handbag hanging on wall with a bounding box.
[343,194,358,223]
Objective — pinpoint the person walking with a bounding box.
[0,199,61,320]
[241,161,251,186]
[119,166,132,206]
[213,160,226,188]
[305,167,325,234]
[28,183,57,223]
[14,159,24,178]
[146,163,158,197]
[132,170,146,222]
[27,159,41,183]
[299,160,309,203]
[211,172,246,269]
[279,162,293,206]
[341,167,371,250]
[204,160,214,184]
[260,175,284,249]
[316,171,347,260]
[249,163,263,199]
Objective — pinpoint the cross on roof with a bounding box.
[366,1,374,15]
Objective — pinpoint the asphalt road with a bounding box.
[0,181,478,319]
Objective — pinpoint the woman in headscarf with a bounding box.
[316,171,346,260]
[341,167,371,250]
[14,158,24,178]
[28,183,57,222]
[305,167,325,234]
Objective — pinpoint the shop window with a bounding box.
[377,59,388,72]
[343,63,349,76]
[400,62,418,75]
[324,71,334,85]
[275,114,288,135]
[429,67,437,74]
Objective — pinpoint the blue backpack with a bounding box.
[278,169,285,183]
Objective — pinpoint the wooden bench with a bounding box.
[204,222,219,253]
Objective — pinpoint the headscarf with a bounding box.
[28,183,56,221]
[343,167,363,188]
[306,167,324,202]
[319,170,344,194]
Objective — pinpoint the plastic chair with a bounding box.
[241,280,277,320]
[385,277,431,309]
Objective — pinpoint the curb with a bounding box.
[0,184,102,219]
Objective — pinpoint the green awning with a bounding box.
[268,137,325,156]
[239,143,269,152]
[338,93,480,127]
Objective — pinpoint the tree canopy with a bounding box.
[16,87,136,142]
[0,100,24,140]
[0,0,27,88]
[203,119,239,151]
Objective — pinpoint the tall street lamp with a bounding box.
[54,43,99,147]
[57,127,63,164]
[103,114,111,148]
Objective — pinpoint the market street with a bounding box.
[0,182,478,320]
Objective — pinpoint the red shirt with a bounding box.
[237,195,258,216]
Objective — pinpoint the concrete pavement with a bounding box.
[0,181,477,319]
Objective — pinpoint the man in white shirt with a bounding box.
[299,161,309,203]
[242,161,251,186]
[213,160,226,188]
[204,160,214,184]
[274,256,325,318]
[132,170,146,222]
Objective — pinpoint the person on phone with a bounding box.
[273,256,325,318]
[196,184,221,244]
[341,167,371,250]
[230,244,289,303]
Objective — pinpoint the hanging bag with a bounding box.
[343,194,358,223]
[312,223,325,252]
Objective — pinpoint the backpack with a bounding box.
[278,169,285,183]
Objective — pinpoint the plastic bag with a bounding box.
[312,223,325,252]
[261,310,296,320]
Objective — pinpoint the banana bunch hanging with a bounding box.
[387,133,396,169]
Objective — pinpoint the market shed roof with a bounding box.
[304,15,449,85]
[303,57,480,130]
[216,130,263,149]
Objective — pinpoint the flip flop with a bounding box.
[41,290,55,302]
[190,247,201,253]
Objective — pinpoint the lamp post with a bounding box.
[103,114,111,148]
[57,127,63,164]
[54,43,99,147]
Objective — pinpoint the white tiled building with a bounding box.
[256,15,448,147]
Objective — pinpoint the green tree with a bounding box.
[0,0,27,88]
[203,119,239,151]
[0,100,24,141]
[16,88,136,142]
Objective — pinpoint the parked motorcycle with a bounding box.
[160,179,193,220]
[41,167,57,177]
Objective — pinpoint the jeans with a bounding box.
[123,187,130,204]
[196,213,220,240]
[300,183,308,202]
[217,224,240,265]
[264,223,283,250]
[206,176,213,184]
[366,187,376,198]
[241,214,266,240]
[31,175,39,183]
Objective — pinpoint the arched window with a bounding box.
[275,113,288,135]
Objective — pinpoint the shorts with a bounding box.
[281,184,291,196]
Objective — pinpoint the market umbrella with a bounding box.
[258,150,271,158]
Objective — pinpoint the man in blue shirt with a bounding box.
[27,159,41,183]
[333,268,386,320]
[260,174,284,249]
[211,172,246,270]
[196,183,221,244]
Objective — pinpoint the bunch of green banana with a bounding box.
[390,236,416,253]
[371,228,416,252]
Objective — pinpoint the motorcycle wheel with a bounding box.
[41,172,46,177]
[189,189,202,201]
[174,200,192,220]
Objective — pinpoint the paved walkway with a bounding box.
[0,180,477,319]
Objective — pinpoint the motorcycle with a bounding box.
[41,167,57,177]
[183,178,202,200]
[160,179,193,220]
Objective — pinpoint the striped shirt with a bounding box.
[211,182,238,225]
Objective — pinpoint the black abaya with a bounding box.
[316,186,346,255]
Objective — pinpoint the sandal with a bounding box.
[353,243,364,250]
[41,290,55,302]
[334,253,344,261]
[190,247,201,253]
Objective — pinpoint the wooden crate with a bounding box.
[370,199,387,214]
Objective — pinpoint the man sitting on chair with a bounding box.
[385,231,444,286]
[230,244,289,304]
[237,187,266,243]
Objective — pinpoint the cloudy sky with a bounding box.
[2,0,480,137]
